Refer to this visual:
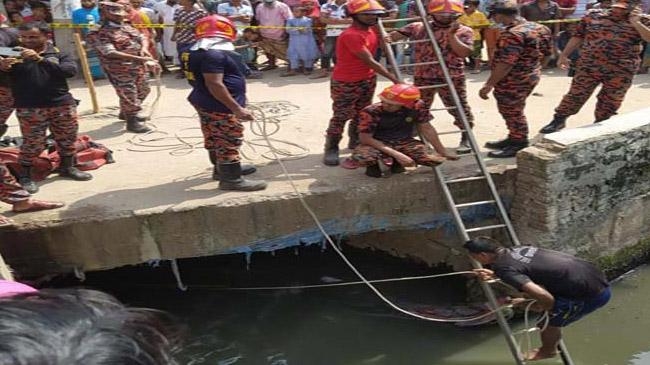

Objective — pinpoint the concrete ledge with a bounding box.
[513,108,650,258]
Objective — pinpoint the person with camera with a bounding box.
[0,22,92,194]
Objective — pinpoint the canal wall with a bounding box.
[512,108,650,263]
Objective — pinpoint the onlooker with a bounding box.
[72,0,100,38]
[0,22,93,194]
[520,0,560,66]
[217,0,253,35]
[129,0,158,59]
[255,0,292,71]
[154,0,180,64]
[284,6,320,75]
[312,0,350,78]
[458,0,490,73]
[465,237,611,361]
[540,0,650,133]
[172,0,208,78]
[0,288,182,365]
[352,84,457,178]
[1,163,64,227]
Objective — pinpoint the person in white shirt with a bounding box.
[217,0,253,35]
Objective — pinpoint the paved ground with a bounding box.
[2,67,649,226]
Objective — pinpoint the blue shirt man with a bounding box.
[72,0,100,37]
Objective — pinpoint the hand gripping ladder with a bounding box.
[377,4,575,365]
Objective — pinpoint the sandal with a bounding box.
[0,214,14,227]
[280,71,298,77]
[13,199,65,214]
[309,71,329,79]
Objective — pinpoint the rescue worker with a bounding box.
[1,163,64,227]
[182,15,266,191]
[87,1,156,133]
[539,0,650,133]
[478,0,552,158]
[0,22,93,194]
[385,0,475,154]
[322,0,400,166]
[352,84,458,177]
[0,27,19,138]
[465,237,611,361]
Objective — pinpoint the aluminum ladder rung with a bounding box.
[401,39,433,45]
[381,16,422,23]
[436,130,463,136]
[445,176,486,184]
[454,200,496,209]
[417,84,448,90]
[399,61,439,68]
[465,224,507,233]
[430,106,457,111]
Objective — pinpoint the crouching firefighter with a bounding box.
[351,84,459,177]
[181,15,266,191]
[0,22,92,194]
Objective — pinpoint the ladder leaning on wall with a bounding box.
[376,3,575,365]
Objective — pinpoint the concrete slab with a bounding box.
[1,67,649,275]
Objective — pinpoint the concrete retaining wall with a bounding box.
[512,108,650,259]
[0,168,516,276]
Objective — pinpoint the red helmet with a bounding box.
[195,15,237,42]
[346,0,387,15]
[427,0,464,14]
[379,84,421,109]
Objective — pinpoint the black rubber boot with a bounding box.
[59,156,93,181]
[487,140,529,158]
[391,162,406,174]
[347,123,359,150]
[0,124,7,138]
[539,115,567,134]
[485,137,521,150]
[18,165,38,194]
[126,117,152,133]
[323,135,341,166]
[209,151,256,180]
[218,162,267,191]
[457,132,472,154]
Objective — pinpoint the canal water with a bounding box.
[72,246,650,365]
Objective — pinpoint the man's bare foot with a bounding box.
[13,199,65,213]
[524,348,557,361]
[429,154,447,164]
[0,214,14,227]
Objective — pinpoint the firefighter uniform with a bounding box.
[87,1,152,133]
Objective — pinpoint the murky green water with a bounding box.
[79,250,650,365]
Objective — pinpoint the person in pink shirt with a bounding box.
[255,0,292,71]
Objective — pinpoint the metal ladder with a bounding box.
[377,4,575,365]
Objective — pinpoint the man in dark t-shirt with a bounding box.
[183,14,266,191]
[464,236,611,362]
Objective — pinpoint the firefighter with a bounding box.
[385,0,475,154]
[478,0,552,158]
[182,15,266,191]
[87,1,156,133]
[540,0,650,133]
[322,0,400,166]
[352,84,458,177]
[0,22,93,194]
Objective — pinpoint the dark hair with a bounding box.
[30,1,47,8]
[464,0,480,6]
[491,7,518,15]
[0,288,182,365]
[463,236,501,253]
[17,21,51,33]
